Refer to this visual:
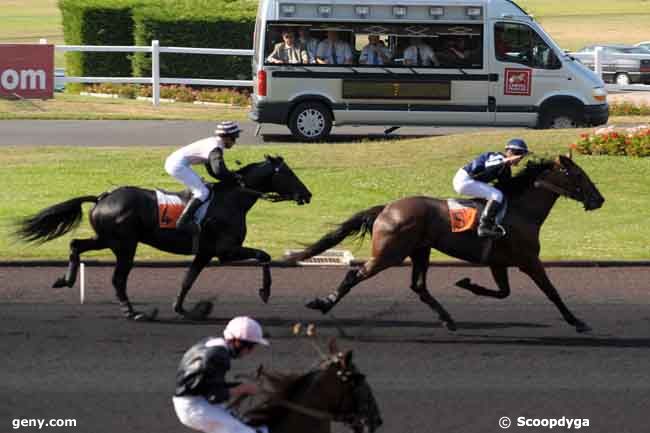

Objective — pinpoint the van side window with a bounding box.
[495,22,560,70]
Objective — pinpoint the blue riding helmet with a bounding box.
[505,138,529,154]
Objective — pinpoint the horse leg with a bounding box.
[53,238,106,288]
[455,266,511,299]
[111,243,157,321]
[519,259,590,333]
[306,255,394,314]
[219,246,272,303]
[173,253,213,320]
[409,248,457,331]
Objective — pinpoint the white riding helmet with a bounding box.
[223,316,269,346]
[215,121,242,137]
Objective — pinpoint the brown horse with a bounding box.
[287,155,604,333]
[243,339,382,433]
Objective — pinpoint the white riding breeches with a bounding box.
[452,168,504,203]
[172,396,264,433]
[165,161,210,201]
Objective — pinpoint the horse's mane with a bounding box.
[495,157,556,196]
[244,369,319,427]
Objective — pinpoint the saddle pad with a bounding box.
[155,190,210,229]
[447,199,479,233]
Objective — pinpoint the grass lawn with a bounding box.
[2,128,648,261]
[0,93,249,121]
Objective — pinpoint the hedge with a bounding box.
[59,0,258,85]
[132,1,257,81]
[58,0,144,88]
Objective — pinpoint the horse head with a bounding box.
[237,155,312,205]
[245,338,382,433]
[535,155,605,211]
[316,339,383,432]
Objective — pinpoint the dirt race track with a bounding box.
[1,264,649,433]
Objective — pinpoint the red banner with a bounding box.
[0,44,54,99]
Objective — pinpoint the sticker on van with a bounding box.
[504,68,532,96]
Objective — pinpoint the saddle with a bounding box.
[156,189,211,229]
[447,199,507,233]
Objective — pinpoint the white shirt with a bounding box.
[359,44,392,65]
[404,44,439,66]
[316,39,353,64]
[166,136,225,167]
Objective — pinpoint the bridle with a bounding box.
[534,165,585,202]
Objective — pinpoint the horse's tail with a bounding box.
[286,204,385,263]
[16,195,99,244]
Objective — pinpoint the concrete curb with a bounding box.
[1,260,649,268]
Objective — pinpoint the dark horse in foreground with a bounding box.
[17,156,312,321]
[243,339,382,433]
[287,155,604,333]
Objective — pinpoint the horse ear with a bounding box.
[264,154,271,161]
[558,154,572,166]
[328,337,339,355]
[343,350,354,367]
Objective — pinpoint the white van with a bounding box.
[249,0,609,141]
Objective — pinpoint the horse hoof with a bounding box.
[575,322,592,333]
[129,308,158,322]
[52,277,69,288]
[443,321,458,331]
[259,288,270,304]
[184,301,213,320]
[305,298,331,314]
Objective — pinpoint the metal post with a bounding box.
[594,46,603,80]
[152,39,160,106]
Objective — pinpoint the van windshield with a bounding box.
[263,21,484,69]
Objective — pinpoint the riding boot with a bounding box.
[176,197,203,233]
[477,200,505,239]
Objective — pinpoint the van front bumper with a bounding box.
[248,101,289,125]
[583,103,609,126]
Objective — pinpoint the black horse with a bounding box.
[287,155,604,333]
[17,155,312,321]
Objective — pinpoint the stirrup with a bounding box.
[478,223,506,239]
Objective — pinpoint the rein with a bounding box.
[533,179,574,198]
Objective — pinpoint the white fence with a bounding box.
[44,40,648,106]
[43,39,253,105]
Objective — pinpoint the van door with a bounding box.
[490,21,565,126]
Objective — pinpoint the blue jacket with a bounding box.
[463,152,512,183]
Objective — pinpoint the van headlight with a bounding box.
[592,87,607,102]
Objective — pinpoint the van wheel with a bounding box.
[289,102,332,141]
[539,107,581,129]
[615,73,630,86]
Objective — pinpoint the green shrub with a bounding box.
[59,0,144,90]
[132,1,257,81]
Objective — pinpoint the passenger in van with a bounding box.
[404,38,440,66]
[359,34,392,65]
[495,25,513,60]
[316,31,353,65]
[440,37,478,66]
[298,28,319,63]
[266,29,309,64]
[452,138,529,239]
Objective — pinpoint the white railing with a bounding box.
[42,39,253,105]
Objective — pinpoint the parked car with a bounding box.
[572,44,650,85]
[635,41,650,52]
